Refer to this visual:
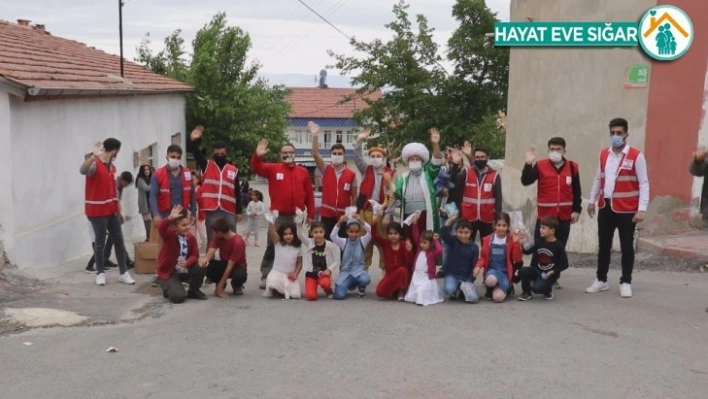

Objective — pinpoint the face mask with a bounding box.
[474,159,488,170]
[331,155,344,166]
[610,135,626,148]
[167,158,181,169]
[408,161,423,173]
[549,151,563,164]
[282,154,295,166]
[213,155,227,167]
[370,158,384,168]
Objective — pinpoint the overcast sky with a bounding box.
[5,0,510,77]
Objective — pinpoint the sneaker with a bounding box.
[517,292,533,301]
[327,294,334,299]
[232,286,244,296]
[357,287,367,298]
[96,273,106,286]
[543,291,554,300]
[204,278,213,285]
[118,272,136,285]
[397,290,405,302]
[187,290,208,300]
[585,279,609,294]
[259,278,267,290]
[85,266,97,274]
[620,283,633,298]
[485,287,493,300]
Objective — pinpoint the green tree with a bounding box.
[329,0,508,158]
[135,12,290,173]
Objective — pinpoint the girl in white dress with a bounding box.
[405,227,444,306]
[262,219,302,299]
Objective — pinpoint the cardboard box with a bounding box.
[134,242,158,274]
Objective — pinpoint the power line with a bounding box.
[296,0,351,40]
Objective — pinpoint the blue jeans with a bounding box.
[443,274,470,295]
[334,273,371,300]
[485,268,509,293]
[440,217,448,266]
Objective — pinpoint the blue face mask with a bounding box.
[610,135,626,148]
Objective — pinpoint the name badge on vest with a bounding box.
[344,183,351,191]
[483,183,492,192]
[227,170,236,180]
[184,172,192,181]
[621,159,634,170]
[276,173,284,181]
[565,176,572,185]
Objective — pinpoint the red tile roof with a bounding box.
[0,20,192,98]
[286,87,382,119]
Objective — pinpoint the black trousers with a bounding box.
[207,260,248,291]
[470,221,494,243]
[597,201,637,284]
[321,216,347,242]
[157,267,206,304]
[520,267,559,295]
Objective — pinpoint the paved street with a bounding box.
[1,235,707,398]
[1,183,707,398]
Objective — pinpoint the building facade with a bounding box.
[503,0,708,252]
[284,85,382,186]
[0,19,192,268]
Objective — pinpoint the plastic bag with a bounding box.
[368,199,384,216]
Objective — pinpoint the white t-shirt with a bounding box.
[272,243,301,274]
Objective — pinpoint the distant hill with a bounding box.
[259,73,354,88]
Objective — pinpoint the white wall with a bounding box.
[6,93,186,269]
[0,93,15,254]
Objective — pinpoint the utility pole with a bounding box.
[119,0,124,77]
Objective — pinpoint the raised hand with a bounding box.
[525,145,538,165]
[256,139,270,157]
[307,121,319,135]
[450,149,463,165]
[429,128,441,145]
[357,129,371,142]
[462,141,473,156]
[190,125,205,141]
[169,205,183,220]
[92,142,104,157]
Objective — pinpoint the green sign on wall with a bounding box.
[625,64,649,88]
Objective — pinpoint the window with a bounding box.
[133,143,157,168]
[323,131,331,149]
[336,130,343,144]
[346,131,355,144]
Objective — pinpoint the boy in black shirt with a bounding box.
[518,216,568,301]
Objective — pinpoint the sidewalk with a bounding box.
[637,230,708,262]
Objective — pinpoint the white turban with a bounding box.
[401,143,430,165]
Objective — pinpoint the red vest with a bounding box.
[536,159,576,221]
[85,160,118,217]
[359,166,394,210]
[320,165,357,218]
[201,160,238,213]
[155,166,192,213]
[598,147,641,213]
[461,167,498,223]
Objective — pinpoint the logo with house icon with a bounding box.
[638,5,693,61]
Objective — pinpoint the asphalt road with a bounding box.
[1,253,707,398]
[1,182,707,398]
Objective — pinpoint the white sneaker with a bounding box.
[96,273,106,286]
[585,279,609,293]
[118,272,136,285]
[620,283,633,298]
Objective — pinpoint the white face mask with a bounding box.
[549,151,563,164]
[167,158,181,169]
[331,155,344,166]
[370,157,384,168]
[408,161,423,173]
